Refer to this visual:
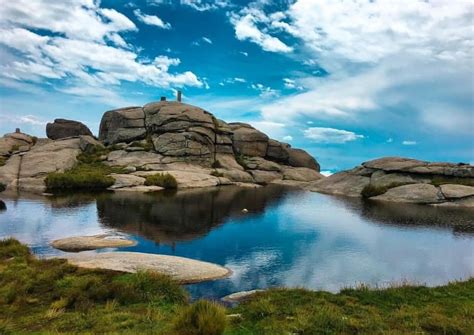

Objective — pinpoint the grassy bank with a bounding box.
[1,239,473,334]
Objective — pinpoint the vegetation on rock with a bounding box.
[211,170,224,177]
[45,147,122,192]
[1,239,472,334]
[144,173,178,189]
[431,176,474,187]
[361,182,412,198]
[0,156,5,167]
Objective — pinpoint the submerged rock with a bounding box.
[51,234,136,252]
[62,251,231,284]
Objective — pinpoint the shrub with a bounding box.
[172,300,227,335]
[235,154,248,169]
[211,160,222,169]
[45,163,116,191]
[31,136,38,145]
[10,144,20,152]
[210,170,224,177]
[144,173,178,189]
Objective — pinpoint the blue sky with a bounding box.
[0,0,473,171]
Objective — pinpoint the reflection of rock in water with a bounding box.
[359,199,474,234]
[97,185,299,244]
[0,199,6,211]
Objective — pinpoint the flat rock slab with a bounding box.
[51,234,136,252]
[371,183,442,204]
[439,184,474,199]
[222,289,264,303]
[62,251,231,284]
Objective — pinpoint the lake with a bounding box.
[1,185,473,299]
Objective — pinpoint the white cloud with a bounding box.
[283,78,303,90]
[282,135,293,142]
[304,127,364,144]
[387,138,393,143]
[202,36,213,44]
[402,140,417,146]
[240,51,248,57]
[181,0,232,11]
[234,77,246,83]
[245,0,473,136]
[251,83,279,98]
[0,0,202,103]
[134,9,171,29]
[230,9,293,53]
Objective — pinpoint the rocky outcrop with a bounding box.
[0,132,34,156]
[61,251,231,284]
[51,234,136,252]
[0,138,81,193]
[1,100,322,193]
[46,119,92,140]
[309,157,474,206]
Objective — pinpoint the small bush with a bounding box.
[10,144,20,152]
[144,173,178,189]
[172,300,227,335]
[211,160,222,169]
[235,154,248,169]
[31,136,38,145]
[0,238,30,260]
[210,170,224,177]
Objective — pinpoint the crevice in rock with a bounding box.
[16,153,24,191]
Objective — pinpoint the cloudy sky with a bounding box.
[0,0,473,171]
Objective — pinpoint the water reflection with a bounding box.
[0,186,473,298]
[96,185,299,244]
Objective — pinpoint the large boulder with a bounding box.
[99,107,146,145]
[229,123,269,157]
[266,139,290,162]
[371,183,443,204]
[286,148,320,171]
[46,119,92,140]
[309,169,370,197]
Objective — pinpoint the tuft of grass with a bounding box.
[431,176,474,187]
[361,182,411,198]
[144,173,178,189]
[172,300,227,335]
[130,136,154,152]
[31,136,38,145]
[9,144,20,152]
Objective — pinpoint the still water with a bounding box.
[1,185,473,299]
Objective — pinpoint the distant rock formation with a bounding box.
[46,119,92,140]
[308,157,474,207]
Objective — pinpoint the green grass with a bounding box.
[1,239,473,334]
[235,154,248,169]
[173,300,227,335]
[45,149,124,192]
[144,173,178,189]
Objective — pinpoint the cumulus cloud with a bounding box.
[0,0,202,104]
[230,6,293,53]
[253,0,473,136]
[304,127,364,144]
[134,9,171,29]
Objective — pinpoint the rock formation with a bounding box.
[0,101,323,193]
[308,157,474,207]
[46,119,93,140]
